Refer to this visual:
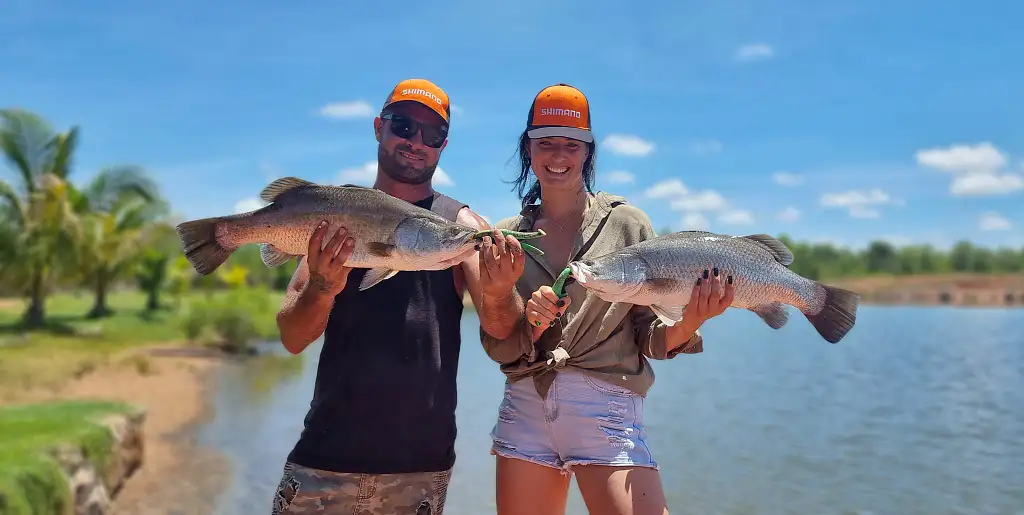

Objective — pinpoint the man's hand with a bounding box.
[478,229,526,297]
[305,221,356,297]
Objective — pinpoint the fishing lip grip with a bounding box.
[471,228,547,257]
[552,266,574,299]
[527,266,576,327]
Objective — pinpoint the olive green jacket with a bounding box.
[479,191,703,399]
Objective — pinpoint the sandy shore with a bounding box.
[11,345,233,515]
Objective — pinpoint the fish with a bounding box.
[174,176,546,291]
[556,230,860,344]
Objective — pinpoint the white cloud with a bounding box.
[772,171,803,186]
[603,134,655,157]
[915,142,1007,173]
[319,100,375,119]
[777,206,801,221]
[645,178,688,199]
[234,197,267,214]
[682,212,710,230]
[979,211,1012,231]
[433,166,455,187]
[670,190,728,211]
[690,140,723,155]
[450,105,465,115]
[950,172,1024,196]
[603,170,636,184]
[849,206,881,219]
[337,161,377,185]
[819,188,893,218]
[718,209,754,225]
[735,43,774,61]
[915,142,1024,196]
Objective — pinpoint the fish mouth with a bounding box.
[568,261,595,287]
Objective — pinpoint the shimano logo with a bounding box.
[402,88,444,105]
[541,107,582,119]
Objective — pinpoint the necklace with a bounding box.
[540,195,591,234]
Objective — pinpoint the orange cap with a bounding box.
[381,78,451,124]
[526,83,593,143]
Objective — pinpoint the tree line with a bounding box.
[658,227,1024,280]
[2,109,1021,328]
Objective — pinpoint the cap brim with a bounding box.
[527,126,593,143]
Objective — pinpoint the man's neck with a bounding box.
[373,171,435,203]
[539,188,591,221]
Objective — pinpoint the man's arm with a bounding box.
[276,257,337,354]
[456,207,527,341]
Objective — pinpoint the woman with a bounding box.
[477,83,736,515]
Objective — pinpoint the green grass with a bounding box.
[0,399,140,515]
[0,288,285,397]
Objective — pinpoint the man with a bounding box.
[270,78,527,515]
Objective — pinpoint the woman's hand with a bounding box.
[525,285,571,333]
[681,267,735,328]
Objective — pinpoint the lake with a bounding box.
[196,306,1024,515]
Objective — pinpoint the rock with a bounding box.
[48,408,147,515]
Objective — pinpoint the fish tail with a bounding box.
[175,216,239,275]
[804,283,860,344]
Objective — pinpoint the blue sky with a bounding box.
[3,0,1022,250]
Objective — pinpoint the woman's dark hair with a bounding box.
[508,129,597,209]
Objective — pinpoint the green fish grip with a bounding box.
[472,228,547,257]
[551,266,574,298]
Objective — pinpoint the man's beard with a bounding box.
[378,144,437,185]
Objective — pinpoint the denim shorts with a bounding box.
[489,368,658,475]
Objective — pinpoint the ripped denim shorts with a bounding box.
[489,367,658,475]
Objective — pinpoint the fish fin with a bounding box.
[366,242,396,257]
[175,217,237,275]
[650,303,685,326]
[358,267,400,291]
[749,302,790,329]
[741,234,794,266]
[259,177,314,203]
[805,284,860,344]
[259,243,295,267]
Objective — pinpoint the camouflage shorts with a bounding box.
[270,461,452,515]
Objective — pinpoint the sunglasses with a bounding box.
[381,113,448,149]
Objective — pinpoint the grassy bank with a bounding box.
[0,288,285,398]
[0,399,139,515]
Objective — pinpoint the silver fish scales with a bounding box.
[175,177,545,291]
[557,230,860,343]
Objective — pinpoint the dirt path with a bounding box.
[10,346,233,515]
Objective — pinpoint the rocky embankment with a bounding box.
[49,410,147,514]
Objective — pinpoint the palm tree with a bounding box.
[0,109,81,328]
[1,108,162,327]
[72,176,167,318]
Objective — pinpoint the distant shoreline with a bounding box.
[462,273,1024,309]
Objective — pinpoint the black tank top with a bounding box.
[287,192,468,474]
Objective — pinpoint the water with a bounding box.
[197,306,1024,515]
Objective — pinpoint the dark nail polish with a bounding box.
[549,320,556,327]
[556,299,565,307]
[727,275,733,285]
[696,277,702,286]
[713,267,719,277]
[703,269,709,279]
